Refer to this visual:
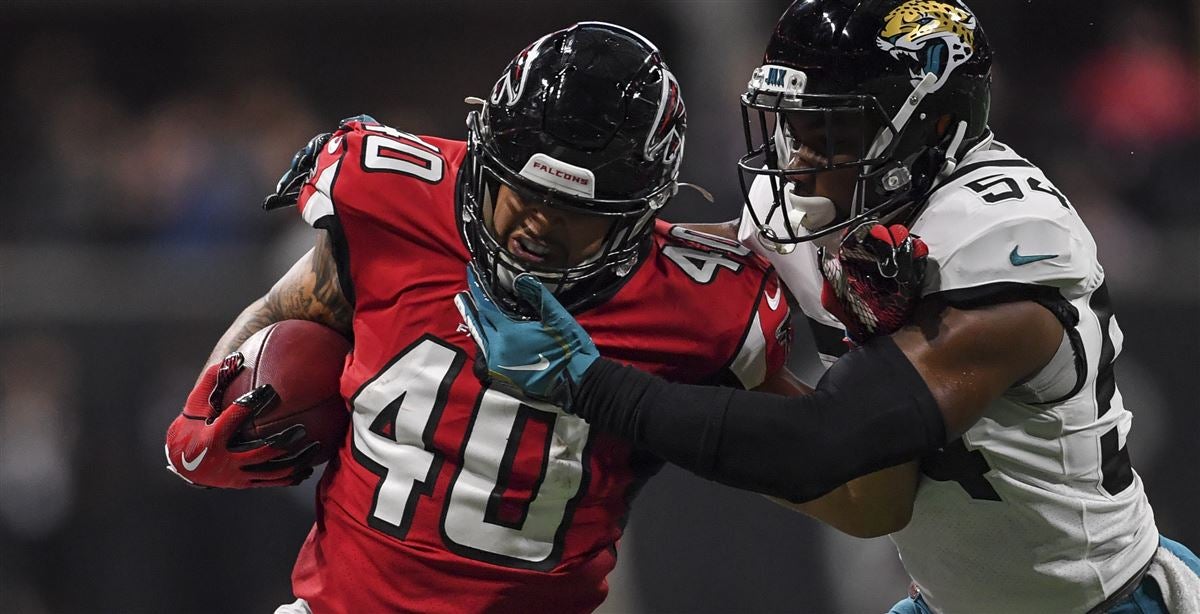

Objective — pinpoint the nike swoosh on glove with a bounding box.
[819,221,929,345]
[165,353,321,488]
[454,266,599,412]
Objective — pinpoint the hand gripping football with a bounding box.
[220,320,351,465]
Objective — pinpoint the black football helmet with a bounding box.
[460,22,686,315]
[739,0,992,248]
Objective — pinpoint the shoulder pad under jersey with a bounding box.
[296,116,462,229]
[650,221,792,389]
[913,152,1103,300]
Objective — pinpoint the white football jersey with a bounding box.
[740,135,1158,613]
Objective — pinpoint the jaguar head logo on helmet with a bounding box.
[877,0,978,92]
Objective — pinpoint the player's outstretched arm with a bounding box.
[574,297,1062,503]
[459,269,1064,504]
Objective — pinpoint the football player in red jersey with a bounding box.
[163,22,914,613]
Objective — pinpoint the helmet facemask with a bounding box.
[738,65,947,251]
[741,0,993,252]
[461,111,670,318]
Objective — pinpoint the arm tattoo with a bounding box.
[262,231,354,335]
[205,297,276,369]
[204,231,353,367]
[307,231,354,333]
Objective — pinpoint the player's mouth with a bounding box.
[508,232,558,266]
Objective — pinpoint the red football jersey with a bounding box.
[289,118,790,613]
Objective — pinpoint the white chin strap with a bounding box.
[937,120,969,179]
[866,72,939,160]
[784,183,836,233]
[760,183,836,255]
[773,121,792,169]
[765,117,837,254]
[496,264,570,295]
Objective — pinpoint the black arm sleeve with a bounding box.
[574,336,946,503]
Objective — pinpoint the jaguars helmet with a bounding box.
[739,0,992,247]
[460,22,686,315]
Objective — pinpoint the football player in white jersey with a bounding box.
[457,1,1200,612]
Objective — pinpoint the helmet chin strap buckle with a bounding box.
[760,231,797,255]
[881,166,912,192]
[614,257,637,277]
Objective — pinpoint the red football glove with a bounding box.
[820,221,929,344]
[165,353,320,488]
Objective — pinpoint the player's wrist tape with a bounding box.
[575,337,947,503]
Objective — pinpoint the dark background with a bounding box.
[1,1,1197,612]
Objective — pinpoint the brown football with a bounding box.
[221,320,351,465]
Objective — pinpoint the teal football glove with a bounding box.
[454,266,599,411]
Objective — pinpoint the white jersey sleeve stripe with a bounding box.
[301,160,341,226]
[729,311,767,389]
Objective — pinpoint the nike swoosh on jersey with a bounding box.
[1009,246,1057,266]
[765,286,783,311]
[181,447,208,472]
[498,354,551,371]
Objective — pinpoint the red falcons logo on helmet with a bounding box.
[644,69,685,167]
[490,34,552,107]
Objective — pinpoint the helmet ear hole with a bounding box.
[935,114,953,137]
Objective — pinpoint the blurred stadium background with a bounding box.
[1,1,1197,612]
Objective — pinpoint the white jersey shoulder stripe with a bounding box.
[728,311,768,389]
[301,159,341,226]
